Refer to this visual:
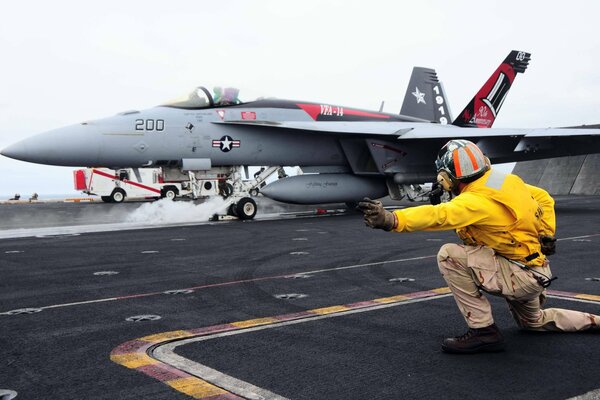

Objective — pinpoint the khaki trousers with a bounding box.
[437,243,599,331]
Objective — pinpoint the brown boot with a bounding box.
[442,323,505,354]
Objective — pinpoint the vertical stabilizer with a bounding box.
[400,67,452,124]
[453,50,531,128]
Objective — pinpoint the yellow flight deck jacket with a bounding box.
[392,169,556,267]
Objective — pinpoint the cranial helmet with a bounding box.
[435,139,490,193]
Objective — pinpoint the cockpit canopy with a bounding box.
[162,86,244,109]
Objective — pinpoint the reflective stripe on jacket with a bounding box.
[392,169,555,267]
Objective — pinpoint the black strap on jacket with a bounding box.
[525,252,540,262]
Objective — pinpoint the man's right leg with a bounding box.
[437,243,504,353]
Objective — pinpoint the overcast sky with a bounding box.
[1,0,599,197]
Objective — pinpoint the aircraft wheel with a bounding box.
[228,203,239,217]
[219,182,233,198]
[161,186,178,200]
[110,188,126,203]
[101,196,112,203]
[249,188,259,197]
[236,197,257,220]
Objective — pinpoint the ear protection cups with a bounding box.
[437,170,455,193]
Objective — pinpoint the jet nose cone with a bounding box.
[2,124,103,166]
[1,141,29,161]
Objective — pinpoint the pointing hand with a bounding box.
[357,198,397,231]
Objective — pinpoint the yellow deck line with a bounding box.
[310,305,351,315]
[166,377,228,398]
[231,317,278,328]
[110,353,158,369]
[140,330,194,343]
[373,294,410,304]
[576,294,600,302]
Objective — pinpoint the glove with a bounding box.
[539,235,556,256]
[357,198,397,231]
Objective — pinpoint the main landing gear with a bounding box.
[224,166,283,220]
[228,197,257,220]
[191,165,284,221]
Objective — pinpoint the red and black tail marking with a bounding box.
[452,50,531,128]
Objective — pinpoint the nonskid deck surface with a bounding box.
[1,196,599,399]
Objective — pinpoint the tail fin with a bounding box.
[453,50,531,128]
[400,67,452,124]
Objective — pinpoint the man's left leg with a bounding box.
[507,291,600,331]
[498,261,600,331]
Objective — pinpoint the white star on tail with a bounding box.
[412,87,426,104]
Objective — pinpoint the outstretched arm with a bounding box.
[392,193,488,232]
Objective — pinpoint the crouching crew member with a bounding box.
[358,139,599,354]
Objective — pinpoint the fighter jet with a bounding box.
[3,50,599,219]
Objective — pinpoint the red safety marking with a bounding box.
[92,169,161,194]
[92,168,117,180]
[241,111,256,120]
[73,170,87,190]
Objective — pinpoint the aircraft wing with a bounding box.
[213,120,600,139]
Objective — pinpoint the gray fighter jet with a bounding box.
[3,51,600,219]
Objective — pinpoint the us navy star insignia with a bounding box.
[221,136,232,151]
[412,87,426,104]
[212,135,241,152]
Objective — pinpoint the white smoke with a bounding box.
[126,197,229,224]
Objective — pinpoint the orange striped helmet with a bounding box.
[435,139,489,181]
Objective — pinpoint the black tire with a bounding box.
[101,196,112,203]
[236,197,257,220]
[110,188,126,203]
[219,182,233,198]
[228,203,238,217]
[161,186,178,200]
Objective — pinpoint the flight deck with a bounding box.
[1,196,599,399]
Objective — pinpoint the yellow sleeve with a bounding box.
[392,193,489,232]
[526,184,556,236]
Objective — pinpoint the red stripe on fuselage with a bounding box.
[296,103,390,121]
[296,104,321,120]
[343,109,391,119]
